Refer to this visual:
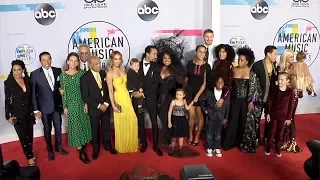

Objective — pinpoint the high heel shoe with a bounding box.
[192,141,199,146]
[187,140,193,145]
[29,158,36,166]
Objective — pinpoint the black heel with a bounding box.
[192,142,199,146]
[187,140,193,145]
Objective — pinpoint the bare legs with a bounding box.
[188,106,204,145]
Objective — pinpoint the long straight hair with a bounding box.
[65,52,80,71]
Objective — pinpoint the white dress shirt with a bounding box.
[42,67,55,90]
[143,59,151,76]
[80,61,89,71]
[205,44,216,69]
[214,87,222,101]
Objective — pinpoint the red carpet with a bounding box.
[1,114,320,180]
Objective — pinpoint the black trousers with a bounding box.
[206,114,223,150]
[88,110,111,153]
[42,111,62,152]
[222,98,247,150]
[158,96,172,145]
[14,119,34,160]
[139,95,159,147]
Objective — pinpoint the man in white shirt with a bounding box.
[203,29,215,69]
[78,44,90,71]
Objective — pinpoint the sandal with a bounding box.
[29,159,36,166]
[192,141,199,146]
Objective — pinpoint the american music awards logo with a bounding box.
[15,44,36,65]
[228,36,246,51]
[67,21,131,67]
[273,18,320,67]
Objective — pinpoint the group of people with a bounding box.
[4,29,316,167]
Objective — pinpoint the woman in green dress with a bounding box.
[60,52,92,164]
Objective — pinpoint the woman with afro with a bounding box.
[222,46,263,152]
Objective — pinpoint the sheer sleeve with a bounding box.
[290,62,314,90]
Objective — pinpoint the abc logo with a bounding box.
[250,0,269,20]
[34,3,56,26]
[137,0,159,22]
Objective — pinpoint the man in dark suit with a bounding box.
[31,51,68,161]
[138,45,163,156]
[251,45,278,145]
[80,56,117,160]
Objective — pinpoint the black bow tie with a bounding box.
[144,63,150,66]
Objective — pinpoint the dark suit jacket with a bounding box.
[4,77,35,123]
[80,70,110,113]
[265,86,295,121]
[31,67,62,114]
[251,59,278,102]
[127,68,142,92]
[199,87,230,120]
[138,61,161,98]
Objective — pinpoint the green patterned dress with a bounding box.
[60,70,92,147]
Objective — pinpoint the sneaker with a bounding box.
[265,147,271,156]
[206,149,213,157]
[214,149,222,157]
[276,153,282,157]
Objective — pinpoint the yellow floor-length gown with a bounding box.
[113,74,138,153]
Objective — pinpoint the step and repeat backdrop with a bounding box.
[221,0,320,113]
[0,0,209,143]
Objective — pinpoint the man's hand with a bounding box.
[59,88,64,95]
[84,104,88,114]
[222,119,228,128]
[133,92,143,98]
[99,104,107,112]
[35,112,42,119]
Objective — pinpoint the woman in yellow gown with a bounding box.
[106,51,138,153]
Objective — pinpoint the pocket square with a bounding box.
[57,76,60,81]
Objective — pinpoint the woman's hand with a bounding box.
[248,102,254,112]
[84,104,88,114]
[64,108,68,116]
[8,117,16,125]
[266,114,271,123]
[168,123,172,129]
[59,88,64,95]
[284,120,292,126]
[113,105,121,113]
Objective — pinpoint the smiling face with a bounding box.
[67,55,79,70]
[196,46,206,60]
[162,53,172,66]
[203,32,214,46]
[40,54,52,69]
[12,64,24,78]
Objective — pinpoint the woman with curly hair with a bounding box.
[4,60,36,166]
[222,46,263,152]
[207,44,235,107]
[151,35,186,146]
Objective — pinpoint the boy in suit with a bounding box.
[199,76,230,158]
[127,58,146,113]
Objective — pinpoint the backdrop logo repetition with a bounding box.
[34,3,56,26]
[15,44,36,65]
[68,21,131,67]
[137,0,159,22]
[229,36,246,50]
[273,18,320,67]
[250,0,269,20]
[291,0,309,8]
[84,0,107,9]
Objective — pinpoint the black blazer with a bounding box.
[199,87,230,120]
[138,61,161,97]
[80,70,110,112]
[127,68,142,92]
[251,59,278,102]
[31,67,62,114]
[4,77,35,123]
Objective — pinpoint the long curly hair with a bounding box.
[7,60,29,81]
[151,31,186,85]
[237,45,255,66]
[215,44,235,62]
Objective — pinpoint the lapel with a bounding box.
[139,61,144,77]
[89,70,103,98]
[146,62,154,77]
[39,67,53,91]
[52,67,59,90]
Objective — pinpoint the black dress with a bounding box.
[4,77,35,160]
[158,75,176,145]
[186,61,211,106]
[222,78,249,151]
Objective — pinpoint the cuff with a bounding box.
[97,104,101,109]
[104,102,109,106]
[34,110,39,113]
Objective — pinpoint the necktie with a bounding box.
[47,72,54,90]
[205,47,209,61]
[95,72,102,89]
[144,63,150,66]
[84,63,87,71]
